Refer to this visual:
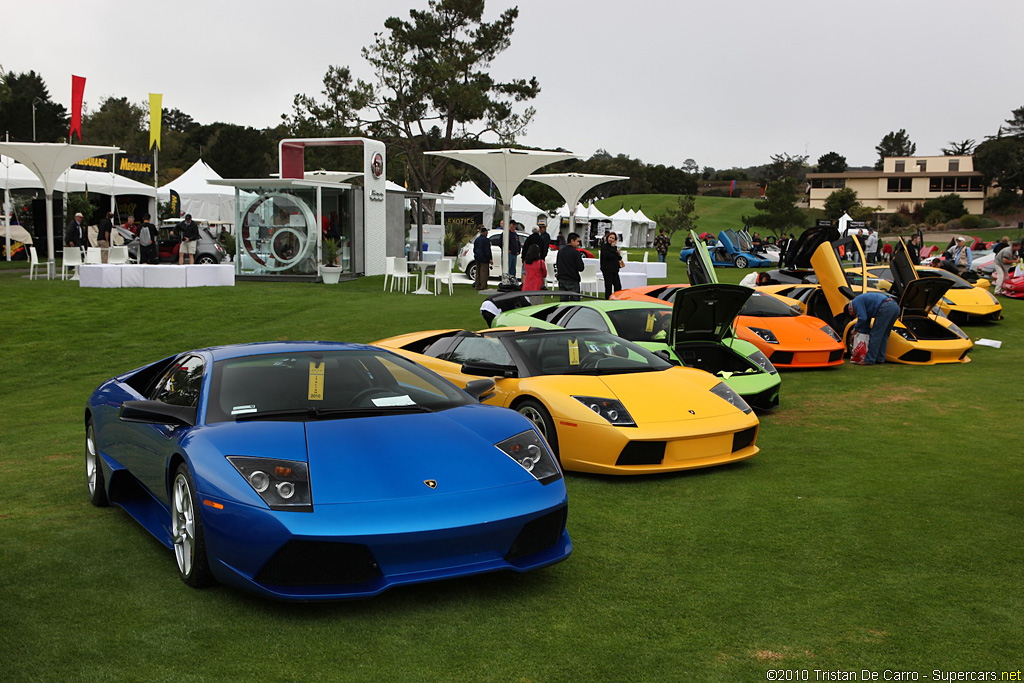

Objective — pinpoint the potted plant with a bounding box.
[321,238,342,284]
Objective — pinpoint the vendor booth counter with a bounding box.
[79,264,234,288]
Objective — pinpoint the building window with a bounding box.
[894,161,905,172]
[948,159,960,172]
[928,176,984,193]
[916,160,927,172]
[810,179,846,189]
[887,178,912,192]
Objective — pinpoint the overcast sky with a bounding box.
[5,0,1022,170]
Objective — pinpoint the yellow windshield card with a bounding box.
[568,338,580,365]
[646,313,656,333]
[308,362,325,401]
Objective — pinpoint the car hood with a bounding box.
[899,278,954,318]
[738,314,841,347]
[600,368,746,422]
[671,283,751,343]
[304,405,539,504]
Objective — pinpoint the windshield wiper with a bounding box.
[234,405,433,421]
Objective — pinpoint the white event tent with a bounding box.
[158,159,237,222]
[439,180,497,228]
[510,193,546,228]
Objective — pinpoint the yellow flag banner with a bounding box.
[149,93,163,150]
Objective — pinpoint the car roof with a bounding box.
[202,341,381,361]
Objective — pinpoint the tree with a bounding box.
[657,195,699,237]
[762,153,808,181]
[874,129,916,170]
[1003,106,1024,136]
[823,187,859,219]
[203,124,278,178]
[741,177,806,237]
[973,135,1024,195]
[922,194,966,223]
[0,70,68,142]
[681,158,698,174]
[816,151,847,173]
[285,0,539,197]
[940,139,976,156]
[82,96,147,151]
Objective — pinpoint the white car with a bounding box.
[457,229,559,281]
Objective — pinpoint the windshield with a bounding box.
[606,307,673,342]
[920,269,973,290]
[740,291,800,317]
[206,349,471,423]
[511,331,671,376]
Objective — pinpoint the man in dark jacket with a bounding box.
[138,214,160,264]
[556,232,586,300]
[178,214,200,265]
[64,212,86,248]
[522,219,551,259]
[472,225,491,290]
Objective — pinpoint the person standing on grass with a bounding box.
[556,232,585,301]
[993,241,1020,295]
[506,220,522,281]
[846,292,900,365]
[178,214,199,265]
[600,231,623,299]
[522,244,547,304]
[907,234,922,265]
[653,229,671,263]
[472,225,491,290]
[65,212,86,248]
[138,214,159,264]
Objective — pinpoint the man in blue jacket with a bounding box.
[846,292,900,365]
[472,225,492,290]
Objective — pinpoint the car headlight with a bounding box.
[496,430,561,483]
[893,327,916,341]
[988,290,1001,303]
[747,349,778,375]
[821,325,842,342]
[227,457,311,512]
[945,321,969,339]
[748,327,778,344]
[572,396,636,427]
[710,382,752,414]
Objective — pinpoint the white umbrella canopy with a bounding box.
[528,173,626,246]
[0,142,122,278]
[426,148,579,279]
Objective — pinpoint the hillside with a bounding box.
[594,194,761,232]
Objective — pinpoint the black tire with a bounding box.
[196,254,217,265]
[516,399,559,458]
[171,463,216,588]
[466,262,478,282]
[735,256,749,269]
[86,419,109,507]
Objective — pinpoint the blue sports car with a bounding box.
[679,229,771,269]
[85,341,571,600]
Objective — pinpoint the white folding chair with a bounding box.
[61,248,83,280]
[390,257,416,293]
[382,256,396,291]
[108,246,129,264]
[28,246,40,280]
[580,263,599,296]
[427,258,454,295]
[85,247,102,264]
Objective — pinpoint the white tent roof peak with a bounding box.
[0,142,123,194]
[427,148,579,204]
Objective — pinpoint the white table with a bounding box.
[407,260,435,295]
[78,264,234,288]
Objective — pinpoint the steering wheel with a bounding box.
[579,351,606,369]
[349,387,397,407]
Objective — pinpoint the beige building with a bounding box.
[807,155,986,214]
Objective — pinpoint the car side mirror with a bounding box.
[464,379,496,402]
[120,400,197,427]
[460,362,517,378]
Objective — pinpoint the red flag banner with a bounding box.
[70,75,86,141]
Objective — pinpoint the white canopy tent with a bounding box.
[526,172,626,244]
[632,208,656,248]
[510,193,547,228]
[427,149,579,280]
[608,207,635,246]
[158,159,237,222]
[0,142,122,278]
[438,180,497,229]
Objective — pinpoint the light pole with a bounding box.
[31,97,41,142]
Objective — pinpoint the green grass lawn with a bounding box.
[1,267,1021,681]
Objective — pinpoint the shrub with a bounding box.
[978,216,1001,229]
[887,212,910,229]
[925,211,947,226]
[985,189,1021,214]
[923,194,966,222]
[957,214,981,231]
